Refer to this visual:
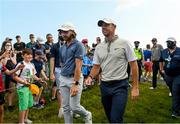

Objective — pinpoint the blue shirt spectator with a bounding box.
[160,47,180,76]
[143,49,152,61]
[82,55,93,76]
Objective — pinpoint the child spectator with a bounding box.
[32,51,48,109]
[13,48,43,123]
[143,44,152,82]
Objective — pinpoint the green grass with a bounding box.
[3,82,180,123]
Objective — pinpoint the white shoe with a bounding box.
[169,92,172,97]
[149,87,155,90]
[84,111,92,124]
[58,108,63,118]
[24,118,32,124]
[73,113,80,118]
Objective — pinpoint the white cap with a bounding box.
[58,22,76,32]
[166,37,176,42]
[98,18,116,27]
[36,37,44,44]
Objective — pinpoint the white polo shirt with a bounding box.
[93,37,137,81]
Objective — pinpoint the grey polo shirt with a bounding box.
[151,44,163,61]
[93,37,137,81]
[60,39,84,76]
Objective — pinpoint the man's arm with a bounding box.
[129,60,139,100]
[50,57,55,80]
[73,58,83,82]
[41,67,49,81]
[159,62,164,72]
[85,64,100,85]
[89,64,100,79]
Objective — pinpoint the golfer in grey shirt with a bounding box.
[86,18,139,123]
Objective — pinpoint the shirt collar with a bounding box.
[104,35,118,43]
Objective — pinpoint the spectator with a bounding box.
[159,37,180,118]
[0,41,17,111]
[143,44,152,82]
[34,37,48,61]
[96,37,101,45]
[14,35,26,63]
[150,38,163,89]
[50,35,63,118]
[13,48,43,123]
[0,54,24,123]
[26,34,36,49]
[1,37,13,52]
[134,41,143,82]
[32,51,48,109]
[44,34,57,102]
[82,52,93,89]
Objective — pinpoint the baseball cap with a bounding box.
[5,37,12,41]
[82,39,88,44]
[58,22,76,32]
[166,37,176,42]
[35,50,43,56]
[36,37,44,44]
[98,18,116,27]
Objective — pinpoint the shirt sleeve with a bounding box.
[93,47,100,65]
[74,43,84,59]
[2,65,7,72]
[124,41,137,62]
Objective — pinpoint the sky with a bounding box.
[0,0,180,48]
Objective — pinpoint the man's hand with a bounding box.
[131,88,139,100]
[70,84,79,97]
[85,76,93,86]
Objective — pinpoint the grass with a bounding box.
[3,82,180,123]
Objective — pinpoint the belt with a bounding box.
[65,74,74,77]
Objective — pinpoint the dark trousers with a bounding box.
[137,60,142,82]
[100,79,129,123]
[152,61,160,88]
[164,75,180,115]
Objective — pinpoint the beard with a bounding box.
[62,34,74,41]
